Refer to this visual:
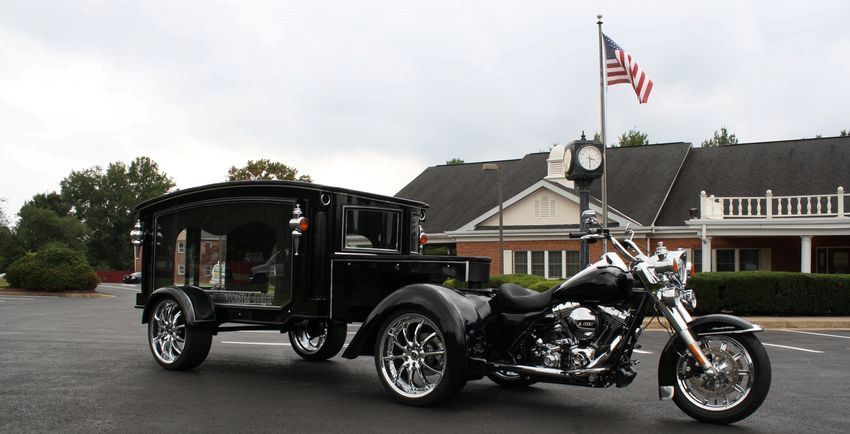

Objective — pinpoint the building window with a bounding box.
[177,241,185,254]
[514,251,528,274]
[716,249,735,272]
[547,251,562,278]
[534,196,556,218]
[566,251,580,276]
[344,207,401,252]
[204,265,212,277]
[531,251,545,277]
[693,249,702,273]
[512,250,580,279]
[177,265,185,276]
[739,249,760,271]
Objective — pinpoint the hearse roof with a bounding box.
[135,180,429,214]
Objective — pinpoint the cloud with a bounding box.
[1,1,849,219]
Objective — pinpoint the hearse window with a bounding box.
[344,208,400,252]
[153,202,293,307]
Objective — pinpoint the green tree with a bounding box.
[0,225,23,273]
[702,126,739,147]
[445,158,465,165]
[0,198,24,272]
[15,207,89,253]
[617,127,649,147]
[227,159,312,182]
[60,156,175,269]
[21,192,71,217]
[841,129,848,137]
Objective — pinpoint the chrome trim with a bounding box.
[487,363,609,380]
[698,325,763,336]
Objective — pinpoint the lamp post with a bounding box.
[482,163,504,274]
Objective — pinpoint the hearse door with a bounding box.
[157,200,295,309]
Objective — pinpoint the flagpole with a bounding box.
[597,14,609,251]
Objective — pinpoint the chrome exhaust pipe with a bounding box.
[488,363,609,380]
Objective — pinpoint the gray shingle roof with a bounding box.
[655,136,850,226]
[396,142,691,233]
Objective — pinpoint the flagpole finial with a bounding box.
[597,14,603,24]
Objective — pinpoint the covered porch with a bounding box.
[688,188,850,273]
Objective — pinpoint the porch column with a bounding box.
[701,237,712,272]
[800,235,812,273]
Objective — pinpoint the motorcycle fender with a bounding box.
[657,314,762,398]
[341,284,490,380]
[142,286,217,326]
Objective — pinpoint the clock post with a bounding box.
[565,132,605,268]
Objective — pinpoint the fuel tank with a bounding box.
[553,261,633,304]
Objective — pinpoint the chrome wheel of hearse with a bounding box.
[673,334,771,424]
[148,298,212,370]
[375,311,465,405]
[288,320,347,361]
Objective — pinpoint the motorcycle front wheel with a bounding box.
[672,333,771,424]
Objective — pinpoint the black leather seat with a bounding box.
[493,283,556,313]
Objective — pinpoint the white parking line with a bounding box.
[221,341,349,348]
[763,343,824,354]
[222,341,290,346]
[237,330,279,333]
[778,330,850,340]
[633,349,653,355]
[0,297,34,300]
[98,284,140,291]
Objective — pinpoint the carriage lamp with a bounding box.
[419,228,428,253]
[289,204,309,255]
[130,220,144,246]
[129,221,144,264]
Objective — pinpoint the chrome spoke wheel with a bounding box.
[149,299,187,365]
[677,336,755,412]
[291,320,329,354]
[379,313,446,399]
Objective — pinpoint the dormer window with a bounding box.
[535,196,556,218]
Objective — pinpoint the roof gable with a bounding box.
[397,142,691,233]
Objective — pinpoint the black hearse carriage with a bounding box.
[133,181,491,396]
[134,180,772,420]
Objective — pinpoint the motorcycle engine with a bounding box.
[528,302,629,370]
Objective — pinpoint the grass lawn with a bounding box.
[0,278,8,289]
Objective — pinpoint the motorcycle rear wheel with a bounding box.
[672,333,771,424]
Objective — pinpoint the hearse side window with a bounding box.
[344,208,401,252]
[153,201,293,307]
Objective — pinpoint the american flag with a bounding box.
[604,33,653,104]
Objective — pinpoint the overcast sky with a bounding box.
[1,1,849,219]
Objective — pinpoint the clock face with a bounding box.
[577,146,602,171]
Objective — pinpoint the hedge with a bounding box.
[444,274,564,292]
[690,272,850,316]
[5,245,100,291]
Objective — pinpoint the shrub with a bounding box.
[4,245,99,291]
[444,274,564,292]
[691,272,850,316]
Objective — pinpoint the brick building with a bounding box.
[396,136,850,278]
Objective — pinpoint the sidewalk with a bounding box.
[644,316,850,330]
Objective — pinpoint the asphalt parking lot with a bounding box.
[1,285,849,433]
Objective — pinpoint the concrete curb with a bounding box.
[0,289,115,299]
[643,316,850,330]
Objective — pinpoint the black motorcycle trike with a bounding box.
[133,182,770,425]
